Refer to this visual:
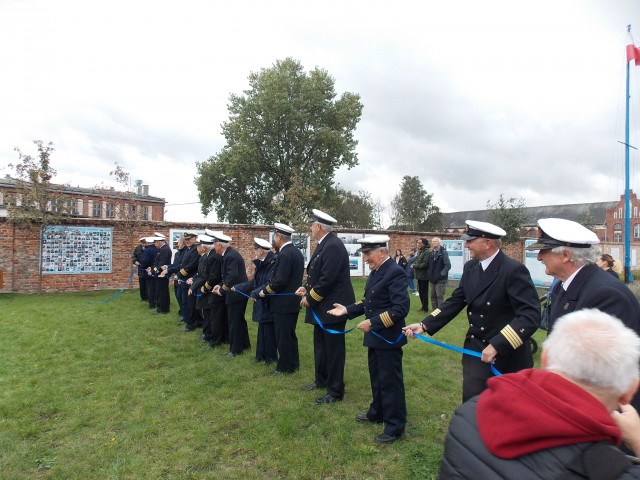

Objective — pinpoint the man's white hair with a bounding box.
[551,246,598,266]
[543,308,640,396]
[313,221,333,232]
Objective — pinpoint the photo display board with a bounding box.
[41,226,112,274]
[442,240,464,280]
[337,232,364,276]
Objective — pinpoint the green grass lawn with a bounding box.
[0,280,546,479]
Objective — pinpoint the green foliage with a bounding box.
[1,283,546,478]
[576,210,598,230]
[390,176,441,232]
[326,186,378,229]
[486,194,529,244]
[196,57,363,224]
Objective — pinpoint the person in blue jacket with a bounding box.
[328,235,410,444]
[233,237,278,364]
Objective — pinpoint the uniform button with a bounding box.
[469,312,472,316]
[481,327,485,331]
[486,302,491,306]
[480,315,484,319]
[470,324,474,327]
[470,334,475,338]
[483,339,487,343]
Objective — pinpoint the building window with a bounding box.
[67,199,78,215]
[620,207,623,219]
[141,205,148,220]
[128,204,136,217]
[614,211,618,219]
[614,223,623,231]
[615,233,622,243]
[93,201,102,217]
[635,206,638,218]
[635,224,640,239]
[106,203,115,218]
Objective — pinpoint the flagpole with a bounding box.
[625,25,632,283]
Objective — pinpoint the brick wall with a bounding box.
[0,218,527,294]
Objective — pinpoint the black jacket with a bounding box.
[424,250,540,374]
[346,258,409,349]
[303,232,355,326]
[266,243,304,314]
[235,251,277,322]
[428,246,451,284]
[218,246,249,305]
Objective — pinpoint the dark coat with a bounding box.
[549,263,640,333]
[428,246,451,284]
[132,244,144,276]
[190,252,212,310]
[266,242,305,314]
[153,243,172,276]
[412,246,430,281]
[346,258,409,349]
[235,251,277,322]
[139,244,158,278]
[303,232,355,326]
[424,250,541,374]
[167,245,199,282]
[203,251,224,304]
[219,246,249,305]
[437,396,640,480]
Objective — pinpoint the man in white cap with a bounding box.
[131,237,148,302]
[140,236,159,310]
[527,218,640,333]
[212,232,250,357]
[151,235,172,315]
[328,235,410,444]
[528,217,640,429]
[234,237,278,364]
[164,231,201,331]
[296,209,355,404]
[404,220,540,402]
[260,223,304,374]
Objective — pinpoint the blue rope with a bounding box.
[414,333,502,376]
[88,267,137,304]
[310,308,357,335]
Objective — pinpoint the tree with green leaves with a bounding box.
[390,175,441,232]
[2,140,71,293]
[326,187,378,229]
[195,57,363,224]
[486,194,529,244]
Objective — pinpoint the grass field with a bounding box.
[0,280,546,479]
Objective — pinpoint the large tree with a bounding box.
[390,175,441,232]
[486,194,529,244]
[196,57,363,224]
[326,186,378,229]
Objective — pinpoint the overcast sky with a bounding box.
[2,0,640,225]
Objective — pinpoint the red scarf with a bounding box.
[476,369,621,459]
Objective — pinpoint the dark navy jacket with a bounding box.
[303,232,355,326]
[346,257,409,349]
[218,246,249,305]
[235,251,277,322]
[139,244,158,278]
[266,243,305,314]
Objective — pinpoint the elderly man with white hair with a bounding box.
[438,309,640,479]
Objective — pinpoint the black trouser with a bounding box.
[273,312,299,372]
[417,279,429,311]
[367,347,406,437]
[155,277,170,313]
[138,276,148,300]
[146,277,157,309]
[209,303,228,346]
[201,308,212,340]
[184,290,202,328]
[227,300,250,355]
[255,321,277,363]
[313,321,346,398]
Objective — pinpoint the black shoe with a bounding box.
[355,413,373,422]
[301,381,324,391]
[315,394,342,405]
[222,352,237,357]
[374,433,400,444]
[181,327,195,332]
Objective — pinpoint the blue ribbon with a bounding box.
[88,267,137,304]
[233,289,297,299]
[414,333,502,376]
[311,308,357,335]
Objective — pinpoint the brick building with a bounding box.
[0,176,165,222]
[605,190,640,243]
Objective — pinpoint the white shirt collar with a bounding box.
[562,265,585,291]
[280,240,292,249]
[317,232,329,245]
[480,250,500,271]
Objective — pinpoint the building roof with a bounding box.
[443,201,616,229]
[0,176,165,203]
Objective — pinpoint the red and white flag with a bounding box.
[627,32,640,65]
